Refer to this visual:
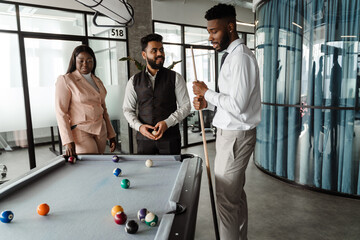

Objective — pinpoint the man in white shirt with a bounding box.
[193,4,261,240]
[123,33,190,154]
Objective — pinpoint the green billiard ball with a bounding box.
[121,179,130,189]
[145,212,158,227]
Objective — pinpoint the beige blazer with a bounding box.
[55,70,116,145]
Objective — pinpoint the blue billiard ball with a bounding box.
[121,179,130,189]
[113,168,122,177]
[112,155,119,162]
[137,208,148,222]
[0,210,14,223]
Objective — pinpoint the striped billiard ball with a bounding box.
[145,212,158,227]
[137,208,148,222]
[113,168,122,177]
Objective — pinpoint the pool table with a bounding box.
[0,154,203,240]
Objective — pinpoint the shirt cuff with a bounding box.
[134,122,142,132]
[164,118,174,128]
[204,90,216,111]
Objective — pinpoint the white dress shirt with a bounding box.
[205,38,261,130]
[123,68,191,131]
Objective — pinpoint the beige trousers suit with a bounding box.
[215,128,256,240]
[55,70,116,154]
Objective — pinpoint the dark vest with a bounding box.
[133,67,180,140]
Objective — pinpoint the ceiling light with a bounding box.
[236,21,255,27]
[75,0,134,27]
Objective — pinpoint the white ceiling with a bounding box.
[154,0,254,9]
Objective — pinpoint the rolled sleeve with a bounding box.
[164,73,191,127]
[123,76,143,131]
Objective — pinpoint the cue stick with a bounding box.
[191,46,220,240]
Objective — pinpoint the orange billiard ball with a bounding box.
[111,205,124,217]
[37,203,50,216]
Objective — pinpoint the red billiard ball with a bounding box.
[37,203,50,216]
[68,156,76,164]
[114,211,127,225]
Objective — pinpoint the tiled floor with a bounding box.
[1,142,360,239]
[184,143,360,240]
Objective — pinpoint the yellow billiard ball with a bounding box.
[111,205,124,217]
[145,159,153,168]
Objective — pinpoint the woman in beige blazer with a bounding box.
[55,45,116,157]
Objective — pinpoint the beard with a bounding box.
[147,56,164,69]
[218,31,231,52]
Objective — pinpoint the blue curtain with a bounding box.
[255,0,360,196]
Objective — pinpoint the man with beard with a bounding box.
[123,33,190,154]
[192,4,261,240]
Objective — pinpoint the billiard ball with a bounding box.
[137,208,148,222]
[145,159,153,168]
[125,220,139,234]
[114,211,127,225]
[111,205,124,217]
[68,156,76,164]
[152,130,157,136]
[0,210,14,223]
[112,155,119,162]
[113,168,122,177]
[37,203,50,216]
[145,212,158,227]
[121,179,130,189]
[1,165,7,178]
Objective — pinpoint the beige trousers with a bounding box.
[72,120,108,154]
[215,128,256,240]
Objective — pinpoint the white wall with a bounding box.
[3,0,89,11]
[152,0,255,33]
[4,0,255,33]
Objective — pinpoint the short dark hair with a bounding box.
[205,3,236,21]
[141,33,163,51]
[66,45,97,74]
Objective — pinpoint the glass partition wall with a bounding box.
[255,0,360,197]
[0,2,128,182]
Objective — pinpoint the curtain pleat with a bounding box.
[255,0,360,196]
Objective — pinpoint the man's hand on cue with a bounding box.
[193,81,208,96]
[193,96,207,110]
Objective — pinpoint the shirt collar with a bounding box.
[145,67,159,79]
[225,38,244,54]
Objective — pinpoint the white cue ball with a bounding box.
[145,159,153,168]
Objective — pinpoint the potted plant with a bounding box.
[119,57,181,71]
